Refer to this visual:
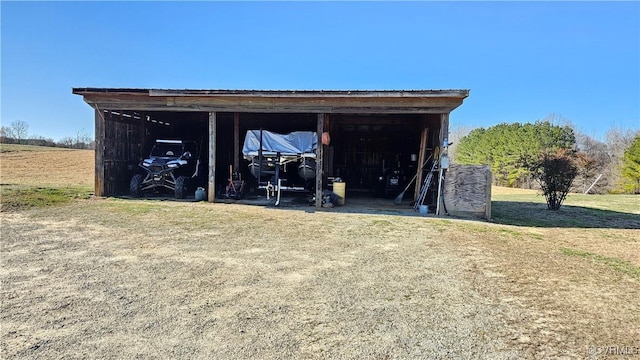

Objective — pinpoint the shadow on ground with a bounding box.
[491,201,640,229]
[220,191,424,217]
[120,192,640,229]
[122,190,426,218]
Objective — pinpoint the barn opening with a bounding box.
[95,109,210,196]
[212,112,444,207]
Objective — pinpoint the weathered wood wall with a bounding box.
[96,110,144,196]
[443,164,492,220]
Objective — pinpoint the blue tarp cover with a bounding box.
[242,130,317,156]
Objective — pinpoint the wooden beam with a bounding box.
[414,125,428,201]
[436,113,450,214]
[77,92,466,114]
[234,112,240,173]
[315,113,324,208]
[439,112,449,150]
[140,111,147,163]
[94,108,105,197]
[208,112,217,202]
[332,117,404,125]
[83,102,459,115]
[322,114,330,176]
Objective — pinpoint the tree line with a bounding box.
[452,117,640,194]
[0,120,94,150]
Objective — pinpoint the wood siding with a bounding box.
[443,164,492,220]
[95,110,144,196]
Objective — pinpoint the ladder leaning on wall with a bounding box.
[413,159,439,211]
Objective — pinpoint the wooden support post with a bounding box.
[94,107,105,197]
[436,113,450,215]
[485,168,492,220]
[234,112,240,173]
[208,112,217,202]
[439,113,449,150]
[323,114,330,176]
[140,111,146,164]
[315,113,324,208]
[414,125,428,201]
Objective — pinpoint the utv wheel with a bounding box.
[130,174,143,198]
[175,176,189,199]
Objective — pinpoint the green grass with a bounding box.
[0,185,92,212]
[565,193,640,214]
[561,248,640,280]
[491,193,640,229]
[492,192,640,214]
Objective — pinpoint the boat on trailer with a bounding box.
[242,129,318,205]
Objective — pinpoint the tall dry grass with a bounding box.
[0,145,93,187]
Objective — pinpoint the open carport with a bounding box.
[72,88,471,213]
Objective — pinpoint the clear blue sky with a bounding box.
[2,1,639,141]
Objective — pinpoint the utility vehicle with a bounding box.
[130,139,199,199]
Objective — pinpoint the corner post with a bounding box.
[485,168,492,220]
[436,113,450,215]
[94,107,105,197]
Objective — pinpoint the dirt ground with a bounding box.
[1,146,639,359]
[2,200,639,359]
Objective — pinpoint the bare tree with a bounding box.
[574,132,610,193]
[605,127,639,193]
[58,137,75,148]
[606,127,637,159]
[0,125,14,141]
[10,120,29,143]
[543,113,574,129]
[74,129,93,149]
[448,124,474,163]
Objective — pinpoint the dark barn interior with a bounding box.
[216,112,443,203]
[96,110,210,196]
[329,114,441,199]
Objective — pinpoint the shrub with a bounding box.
[530,149,578,210]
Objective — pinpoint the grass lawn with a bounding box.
[1,145,639,359]
[492,187,639,229]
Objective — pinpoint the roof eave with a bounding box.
[73,88,469,114]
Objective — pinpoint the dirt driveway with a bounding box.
[1,199,639,359]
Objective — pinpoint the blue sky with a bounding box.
[1,1,639,141]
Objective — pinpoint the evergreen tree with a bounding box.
[620,135,640,194]
[455,121,576,187]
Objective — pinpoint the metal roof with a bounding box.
[74,88,469,97]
